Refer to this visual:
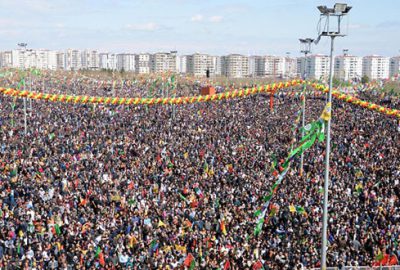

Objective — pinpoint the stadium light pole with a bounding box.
[299,38,314,177]
[18,42,28,135]
[315,3,352,269]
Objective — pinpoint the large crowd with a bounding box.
[0,77,399,269]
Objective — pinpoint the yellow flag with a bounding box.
[158,220,166,227]
[321,102,332,121]
[289,204,296,213]
[175,245,186,253]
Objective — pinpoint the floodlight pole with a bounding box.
[18,42,28,135]
[321,35,335,269]
[299,38,313,177]
[316,4,352,270]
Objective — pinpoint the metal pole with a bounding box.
[29,73,32,115]
[300,52,308,176]
[321,35,335,270]
[23,97,27,135]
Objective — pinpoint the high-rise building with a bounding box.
[248,56,289,78]
[362,55,389,80]
[150,51,177,73]
[221,54,249,78]
[65,49,82,70]
[263,56,286,78]
[177,55,187,73]
[116,53,135,72]
[389,56,400,77]
[284,56,297,78]
[0,51,13,68]
[211,55,222,76]
[334,54,362,81]
[99,53,117,70]
[187,53,208,77]
[81,50,99,70]
[56,52,66,70]
[135,53,151,74]
[297,54,330,79]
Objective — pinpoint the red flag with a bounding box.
[224,260,231,270]
[389,255,399,266]
[252,261,263,270]
[184,253,194,267]
[99,252,105,266]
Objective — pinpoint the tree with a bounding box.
[361,75,370,84]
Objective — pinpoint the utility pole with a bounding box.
[315,3,352,269]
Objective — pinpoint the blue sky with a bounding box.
[0,0,399,56]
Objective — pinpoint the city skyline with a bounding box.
[0,0,399,57]
[2,48,399,80]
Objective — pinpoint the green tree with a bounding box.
[361,75,369,84]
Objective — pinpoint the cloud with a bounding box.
[376,21,400,29]
[209,16,223,23]
[191,15,223,23]
[125,23,160,31]
[191,14,204,22]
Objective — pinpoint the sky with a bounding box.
[0,0,399,57]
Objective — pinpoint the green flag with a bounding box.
[55,224,61,235]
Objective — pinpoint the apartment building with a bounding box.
[284,56,298,78]
[56,52,66,70]
[81,50,100,70]
[0,51,12,68]
[334,55,362,81]
[135,53,151,74]
[116,53,135,72]
[150,51,177,73]
[362,55,389,80]
[389,56,400,77]
[221,54,249,78]
[297,54,330,79]
[99,53,117,70]
[65,49,82,70]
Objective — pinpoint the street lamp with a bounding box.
[315,3,351,270]
[299,38,314,177]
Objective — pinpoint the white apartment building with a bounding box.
[248,56,258,77]
[177,55,187,73]
[116,53,135,72]
[65,49,82,70]
[81,50,100,70]
[362,55,389,80]
[7,49,57,70]
[284,56,297,78]
[334,55,362,81]
[389,56,400,77]
[263,56,285,78]
[186,53,207,76]
[135,53,151,74]
[297,54,330,79]
[56,52,66,70]
[99,53,117,70]
[150,51,177,73]
[0,51,12,68]
[249,56,288,78]
[211,55,222,76]
[221,54,249,78]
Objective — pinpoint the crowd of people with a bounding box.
[0,76,399,269]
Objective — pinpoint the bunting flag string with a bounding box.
[0,80,301,105]
[0,80,398,118]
